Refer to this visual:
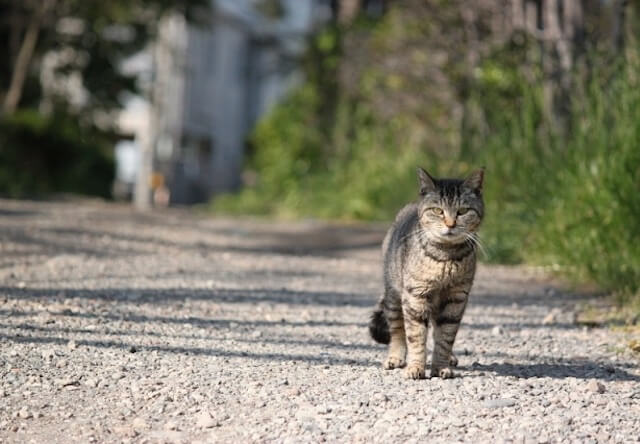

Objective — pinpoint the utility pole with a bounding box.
[134,36,159,211]
[134,129,154,210]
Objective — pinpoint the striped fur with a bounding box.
[369,167,484,379]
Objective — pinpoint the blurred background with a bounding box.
[0,0,638,308]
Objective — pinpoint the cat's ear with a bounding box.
[417,167,436,196]
[463,167,485,193]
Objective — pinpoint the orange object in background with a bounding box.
[151,172,165,189]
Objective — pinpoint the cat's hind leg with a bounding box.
[382,290,406,370]
[383,317,406,369]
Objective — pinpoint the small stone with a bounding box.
[128,346,137,353]
[56,378,80,388]
[159,431,186,442]
[196,411,218,428]
[55,359,68,368]
[371,393,389,404]
[18,408,32,419]
[492,326,504,335]
[294,405,316,421]
[537,435,550,444]
[482,398,517,408]
[114,425,138,438]
[542,312,556,325]
[164,421,179,431]
[251,331,262,339]
[67,340,78,350]
[84,378,99,388]
[286,387,301,397]
[132,417,148,430]
[586,380,605,394]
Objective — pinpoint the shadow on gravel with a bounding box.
[43,226,385,257]
[0,218,384,262]
[0,286,374,307]
[470,292,591,309]
[0,321,377,352]
[469,362,640,382]
[0,333,378,367]
[0,208,41,217]
[464,322,586,331]
[0,309,366,329]
[0,227,146,258]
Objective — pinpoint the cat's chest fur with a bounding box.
[403,249,476,295]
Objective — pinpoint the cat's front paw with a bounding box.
[431,367,455,379]
[383,356,406,370]
[405,364,426,380]
[449,353,459,367]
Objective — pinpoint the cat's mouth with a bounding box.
[436,229,466,244]
[442,228,459,237]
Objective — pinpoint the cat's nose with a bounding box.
[444,218,456,228]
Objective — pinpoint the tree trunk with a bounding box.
[338,0,362,24]
[2,0,55,115]
[9,6,23,66]
[612,0,629,55]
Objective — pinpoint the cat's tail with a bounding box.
[369,307,390,344]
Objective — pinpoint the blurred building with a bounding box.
[117,0,332,205]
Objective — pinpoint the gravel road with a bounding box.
[0,199,638,443]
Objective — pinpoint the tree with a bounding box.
[0,0,208,120]
[0,0,209,198]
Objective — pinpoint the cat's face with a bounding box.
[416,167,484,245]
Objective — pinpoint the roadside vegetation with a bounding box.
[213,2,640,310]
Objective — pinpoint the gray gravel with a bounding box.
[0,198,638,443]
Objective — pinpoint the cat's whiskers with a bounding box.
[464,232,489,258]
[468,232,489,255]
[400,228,429,243]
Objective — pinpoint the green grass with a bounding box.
[531,65,640,304]
[212,33,640,309]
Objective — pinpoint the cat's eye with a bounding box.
[429,208,443,215]
[458,208,470,215]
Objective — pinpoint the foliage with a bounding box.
[532,62,640,304]
[0,0,208,115]
[0,110,114,197]
[0,0,208,198]
[212,3,640,306]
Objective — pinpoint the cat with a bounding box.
[369,167,484,379]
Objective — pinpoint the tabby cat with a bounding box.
[369,167,484,379]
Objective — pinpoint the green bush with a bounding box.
[212,25,640,307]
[532,64,640,304]
[0,110,114,198]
